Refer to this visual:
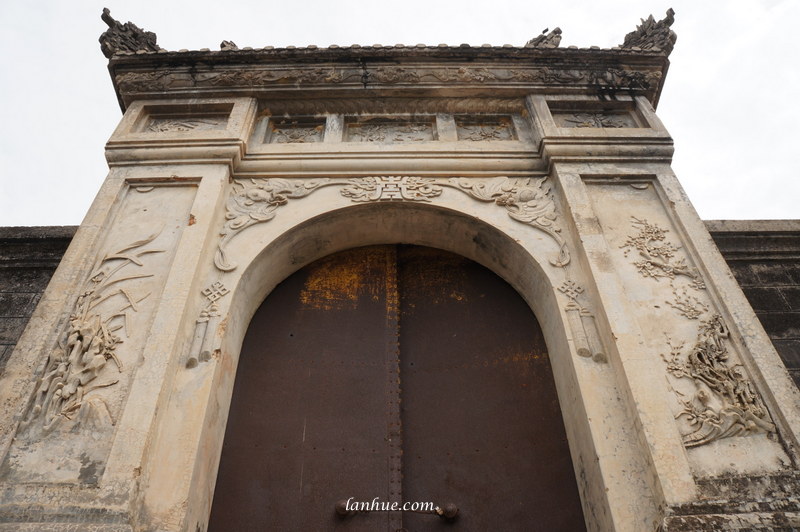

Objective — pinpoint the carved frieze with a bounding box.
[341,177,442,202]
[214,176,571,271]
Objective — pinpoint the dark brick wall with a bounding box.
[707,220,800,388]
[0,222,798,388]
[0,226,76,372]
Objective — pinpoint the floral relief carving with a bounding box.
[447,176,570,267]
[621,217,704,289]
[667,286,709,320]
[215,178,333,272]
[456,123,514,141]
[662,315,775,447]
[341,176,442,202]
[20,232,165,434]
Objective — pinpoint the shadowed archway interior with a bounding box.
[208,245,586,531]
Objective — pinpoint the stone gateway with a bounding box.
[0,9,798,532]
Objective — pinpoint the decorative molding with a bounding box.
[186,281,230,368]
[215,178,333,272]
[115,66,663,94]
[621,9,677,56]
[99,8,161,59]
[341,176,442,202]
[621,217,704,289]
[252,98,526,116]
[558,280,607,363]
[447,176,570,267]
[662,315,775,447]
[19,232,165,435]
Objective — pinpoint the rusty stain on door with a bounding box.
[208,245,586,531]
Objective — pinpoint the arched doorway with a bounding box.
[208,245,585,531]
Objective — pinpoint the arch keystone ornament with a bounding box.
[0,8,799,532]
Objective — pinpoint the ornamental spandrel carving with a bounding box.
[19,232,165,435]
[447,177,569,267]
[215,178,333,271]
[99,8,162,58]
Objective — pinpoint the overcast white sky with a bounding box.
[0,0,797,226]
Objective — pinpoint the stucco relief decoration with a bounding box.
[457,123,514,141]
[448,177,570,267]
[662,315,775,447]
[215,178,332,271]
[525,27,562,48]
[347,123,433,143]
[621,217,704,289]
[341,176,442,202]
[146,117,226,133]
[20,232,165,435]
[187,282,230,368]
[558,280,606,363]
[619,216,775,447]
[98,8,162,58]
[621,8,677,56]
[560,112,630,128]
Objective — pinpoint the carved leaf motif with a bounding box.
[21,232,165,434]
[663,315,775,447]
[215,179,332,271]
[341,176,442,202]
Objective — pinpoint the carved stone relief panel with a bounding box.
[0,183,196,484]
[455,115,516,141]
[585,180,790,477]
[345,117,436,143]
[551,111,638,129]
[137,103,234,134]
[266,117,325,143]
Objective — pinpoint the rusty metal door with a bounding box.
[208,245,586,531]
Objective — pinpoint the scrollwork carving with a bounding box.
[447,177,570,267]
[186,282,230,368]
[20,232,165,434]
[215,178,333,272]
[662,315,775,447]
